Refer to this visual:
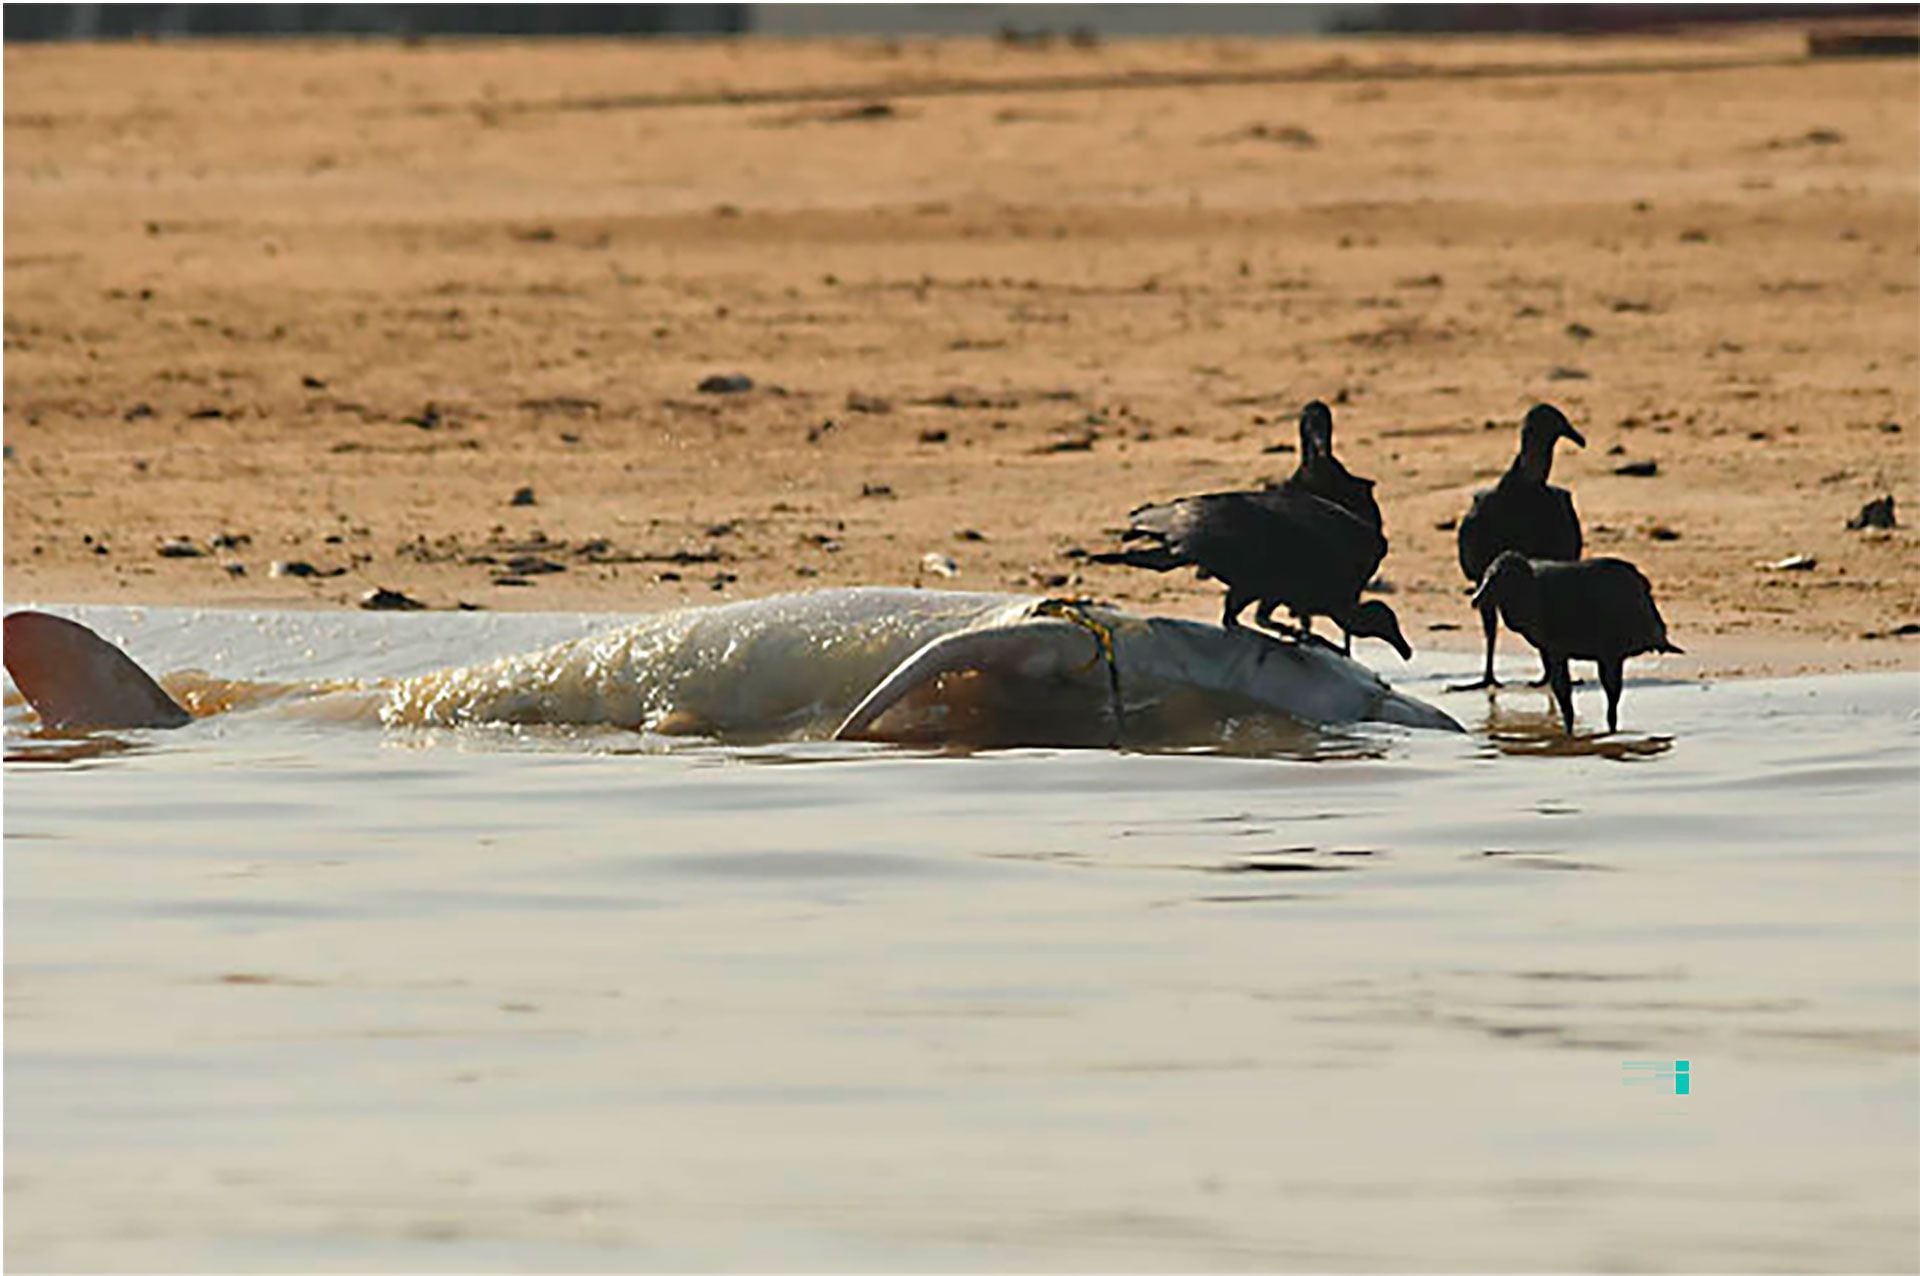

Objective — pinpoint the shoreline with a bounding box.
[5,588,1913,684]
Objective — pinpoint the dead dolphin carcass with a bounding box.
[4,588,1460,746]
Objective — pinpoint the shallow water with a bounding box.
[5,605,1918,1272]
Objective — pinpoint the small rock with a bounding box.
[920,552,959,578]
[918,428,950,444]
[1878,421,1902,434]
[501,555,565,576]
[845,392,892,414]
[360,587,425,611]
[209,531,251,550]
[1862,622,1920,640]
[1761,554,1817,572]
[1241,122,1318,147]
[1647,526,1681,542]
[794,564,820,578]
[401,403,443,430]
[697,373,754,395]
[709,571,739,591]
[123,402,154,421]
[1614,459,1659,477]
[301,374,327,390]
[157,539,205,558]
[509,486,536,507]
[1546,366,1590,382]
[955,528,987,542]
[270,559,321,578]
[1434,517,1458,532]
[224,563,246,577]
[1565,322,1595,340]
[187,406,225,420]
[861,482,895,498]
[1846,495,1896,530]
[1428,621,1461,632]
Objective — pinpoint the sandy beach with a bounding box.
[5,24,1917,677]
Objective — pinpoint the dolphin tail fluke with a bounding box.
[3,611,191,730]
[834,620,1095,741]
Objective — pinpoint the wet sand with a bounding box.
[4,25,1917,678]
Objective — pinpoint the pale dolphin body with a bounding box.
[4,589,1460,745]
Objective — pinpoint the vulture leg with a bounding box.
[1599,658,1624,734]
[1449,600,1502,692]
[1546,655,1576,735]
[1221,587,1255,632]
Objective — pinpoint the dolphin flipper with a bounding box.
[833,619,1096,741]
[3,611,191,730]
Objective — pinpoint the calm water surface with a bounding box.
[6,606,1917,1272]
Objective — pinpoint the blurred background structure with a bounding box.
[4,1,1912,41]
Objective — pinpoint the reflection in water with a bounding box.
[1480,700,1676,761]
[4,726,143,765]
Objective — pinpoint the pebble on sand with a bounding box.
[360,587,425,611]
[269,559,340,578]
[1846,495,1896,530]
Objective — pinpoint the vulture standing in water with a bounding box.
[1455,402,1586,688]
[1471,551,1682,734]
[1275,400,1382,532]
[1091,484,1412,660]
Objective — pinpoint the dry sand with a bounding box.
[5,25,1917,678]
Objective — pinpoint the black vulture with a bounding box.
[1275,400,1382,532]
[1455,402,1585,688]
[1091,485,1412,660]
[1471,551,1682,734]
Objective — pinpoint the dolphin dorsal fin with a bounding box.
[4,611,190,729]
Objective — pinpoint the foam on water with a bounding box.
[5,604,1917,1271]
